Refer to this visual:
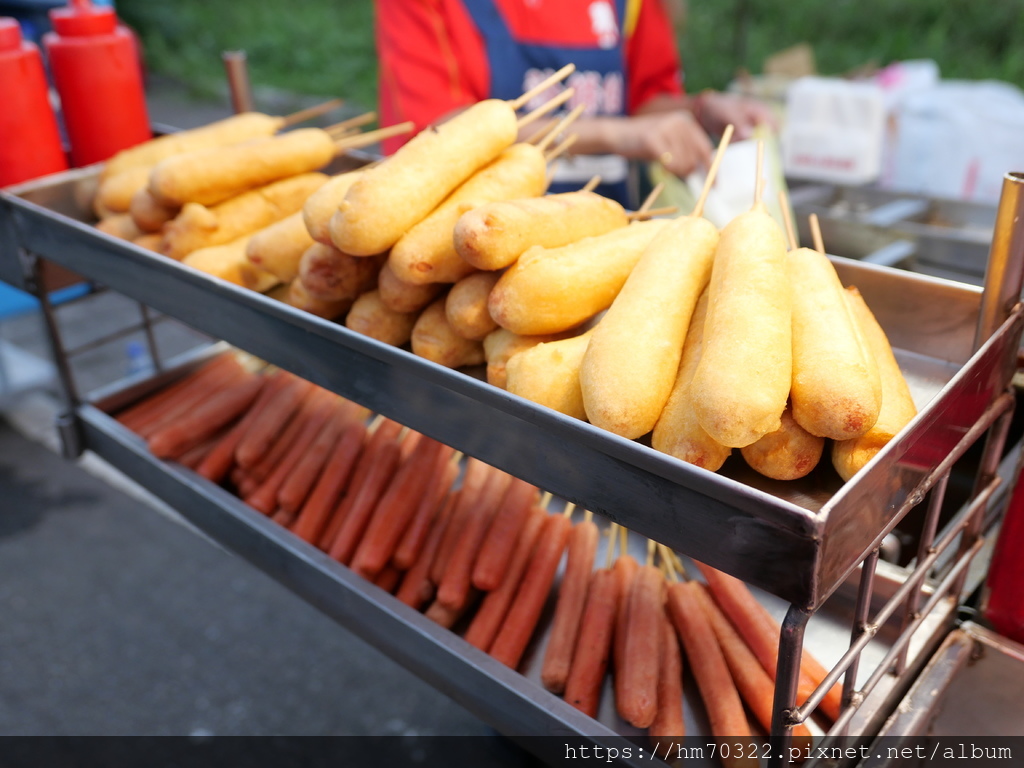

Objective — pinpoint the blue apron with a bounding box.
[460,0,632,206]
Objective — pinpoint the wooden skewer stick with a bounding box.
[753,138,765,210]
[367,414,386,434]
[810,213,826,255]
[580,176,602,193]
[583,508,593,525]
[605,523,619,569]
[450,450,464,465]
[636,182,666,216]
[645,538,656,567]
[619,526,628,559]
[544,133,578,164]
[626,206,677,221]
[508,63,576,111]
[778,190,798,251]
[536,103,586,153]
[324,111,377,137]
[279,98,345,128]
[693,123,735,219]
[540,490,553,509]
[517,88,575,130]
[334,122,415,152]
[562,501,577,519]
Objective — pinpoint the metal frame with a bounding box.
[3,170,1024,762]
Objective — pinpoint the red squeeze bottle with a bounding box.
[43,0,151,167]
[983,467,1024,645]
[0,18,68,187]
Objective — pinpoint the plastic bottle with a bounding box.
[0,17,68,187]
[43,0,151,167]
[982,465,1024,644]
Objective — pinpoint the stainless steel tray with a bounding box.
[2,169,1022,611]
[72,393,953,761]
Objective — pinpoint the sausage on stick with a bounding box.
[396,490,460,611]
[472,477,540,592]
[392,449,460,570]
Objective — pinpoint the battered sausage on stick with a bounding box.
[132,233,163,252]
[95,166,150,215]
[182,236,279,292]
[411,297,486,368]
[832,286,918,482]
[483,328,572,390]
[464,504,547,651]
[150,124,409,208]
[691,143,793,448]
[345,289,420,347]
[163,173,328,260]
[651,292,732,471]
[696,583,814,753]
[100,102,342,180]
[95,213,143,242]
[455,190,628,271]
[541,510,599,694]
[283,278,354,320]
[740,405,824,481]
[302,170,364,245]
[488,219,668,335]
[130,187,179,233]
[445,272,501,340]
[387,142,551,285]
[580,128,733,439]
[667,580,759,768]
[506,329,594,421]
[245,212,316,284]
[298,243,383,302]
[788,216,882,440]
[377,261,444,314]
[489,511,572,668]
[330,69,574,257]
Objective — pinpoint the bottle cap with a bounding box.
[0,17,24,50]
[50,0,118,37]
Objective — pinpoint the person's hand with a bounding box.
[693,91,778,140]
[600,110,713,179]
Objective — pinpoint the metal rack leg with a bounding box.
[22,252,84,459]
[768,605,811,768]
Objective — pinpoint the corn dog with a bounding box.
[445,271,500,340]
[302,170,364,244]
[162,173,328,260]
[132,233,164,253]
[691,148,792,448]
[96,213,143,242]
[283,278,353,320]
[788,247,882,440]
[345,290,420,346]
[298,243,383,302]
[488,219,668,335]
[832,286,918,481]
[505,329,594,421]
[483,328,570,390]
[388,142,549,284]
[455,190,629,271]
[377,261,444,314]
[150,128,337,207]
[411,297,486,368]
[101,111,284,180]
[651,292,732,471]
[182,236,279,292]
[740,405,824,480]
[246,211,317,284]
[94,166,151,215]
[330,100,519,256]
[129,187,179,232]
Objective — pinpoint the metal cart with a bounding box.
[3,165,1024,767]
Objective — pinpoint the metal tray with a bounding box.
[2,169,1022,611]
[72,391,955,762]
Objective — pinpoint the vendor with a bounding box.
[375,0,775,206]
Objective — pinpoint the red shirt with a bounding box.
[376,0,684,153]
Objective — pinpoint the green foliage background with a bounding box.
[117,0,1024,111]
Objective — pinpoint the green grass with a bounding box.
[118,0,1024,111]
